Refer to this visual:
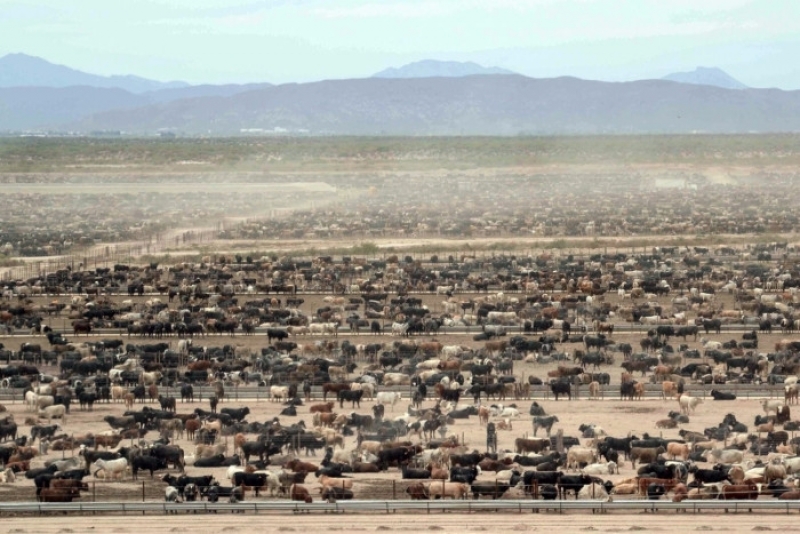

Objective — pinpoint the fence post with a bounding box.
[142,481,146,503]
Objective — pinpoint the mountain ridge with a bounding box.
[662,66,748,90]
[373,59,517,78]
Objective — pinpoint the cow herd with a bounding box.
[2,243,800,510]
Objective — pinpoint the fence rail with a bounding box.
[0,381,788,403]
[1,499,799,516]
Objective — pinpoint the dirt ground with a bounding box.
[0,511,797,533]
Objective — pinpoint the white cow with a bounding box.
[375,391,402,411]
[270,386,289,402]
[678,394,703,415]
[94,458,128,480]
[582,461,618,475]
[391,322,409,336]
[40,404,66,423]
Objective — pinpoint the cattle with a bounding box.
[310,401,336,413]
[401,463,431,479]
[566,447,597,471]
[161,473,214,498]
[38,486,81,502]
[629,446,665,468]
[375,391,402,410]
[582,461,618,475]
[678,394,702,414]
[93,458,128,480]
[549,380,571,401]
[320,486,354,501]
[131,455,167,480]
[220,406,250,422]
[559,474,594,499]
[406,482,429,500]
[231,472,269,497]
[425,481,469,499]
[710,389,736,401]
[338,389,364,409]
[515,437,550,454]
[270,386,290,402]
[532,415,559,437]
[762,398,784,415]
[39,404,66,423]
[720,480,759,501]
[290,484,313,503]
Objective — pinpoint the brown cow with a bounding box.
[38,487,81,502]
[94,434,122,450]
[406,482,429,500]
[286,459,319,473]
[515,437,550,454]
[185,418,201,440]
[638,477,679,496]
[721,480,758,500]
[310,401,336,413]
[322,384,350,401]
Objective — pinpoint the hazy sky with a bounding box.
[3,0,799,88]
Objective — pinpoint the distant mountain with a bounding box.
[0,86,148,130]
[373,60,516,78]
[65,75,800,136]
[142,83,273,104]
[0,53,189,93]
[662,67,748,90]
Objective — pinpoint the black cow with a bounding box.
[401,463,431,479]
[194,454,228,468]
[529,402,546,416]
[646,483,666,500]
[689,466,730,484]
[231,472,268,496]
[710,389,737,401]
[377,446,416,469]
[450,452,484,467]
[449,466,479,484]
[77,391,98,411]
[149,444,185,472]
[267,328,289,343]
[471,481,511,500]
[337,389,363,408]
[549,380,571,401]
[220,406,250,422]
[598,436,638,460]
[532,415,560,437]
[703,319,722,335]
[131,455,168,480]
[559,474,593,499]
[619,380,637,400]
[161,473,214,497]
[280,405,297,417]
[180,384,194,402]
[522,470,563,494]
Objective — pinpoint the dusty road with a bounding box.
[0,511,795,533]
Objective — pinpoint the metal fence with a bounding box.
[2,499,800,516]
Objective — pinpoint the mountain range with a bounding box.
[2,53,794,135]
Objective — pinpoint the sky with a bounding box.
[2,0,800,88]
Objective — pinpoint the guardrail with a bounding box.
[1,499,799,515]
